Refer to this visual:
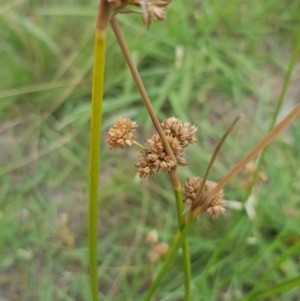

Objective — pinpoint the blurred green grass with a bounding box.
[0,0,300,300]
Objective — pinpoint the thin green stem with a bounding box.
[170,171,192,298]
[142,217,195,301]
[244,29,300,201]
[132,140,146,150]
[88,1,110,298]
[173,182,191,301]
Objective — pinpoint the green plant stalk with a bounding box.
[88,1,109,297]
[132,140,146,150]
[173,182,191,301]
[142,216,195,301]
[244,29,300,201]
[88,28,106,301]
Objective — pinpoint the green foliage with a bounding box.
[0,0,300,300]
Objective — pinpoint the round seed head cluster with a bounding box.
[106,116,137,150]
[183,177,226,219]
[108,0,172,28]
[135,117,197,178]
[162,117,197,146]
[148,242,169,263]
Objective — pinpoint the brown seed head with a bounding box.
[135,134,179,179]
[106,116,137,150]
[183,177,200,206]
[135,117,196,178]
[162,117,197,146]
[183,177,226,219]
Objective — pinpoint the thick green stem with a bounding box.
[142,217,195,301]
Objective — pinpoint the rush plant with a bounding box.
[88,1,300,300]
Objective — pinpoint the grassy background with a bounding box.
[1,0,300,300]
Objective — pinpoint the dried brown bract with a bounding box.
[107,116,137,150]
[108,0,172,28]
[183,177,226,219]
[135,117,197,178]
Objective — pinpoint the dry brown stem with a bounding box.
[194,116,240,207]
[110,16,177,164]
[97,0,111,30]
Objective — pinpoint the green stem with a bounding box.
[174,187,192,301]
[132,140,146,150]
[88,25,106,301]
[142,217,195,301]
[244,29,300,201]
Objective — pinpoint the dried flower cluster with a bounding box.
[183,177,226,219]
[108,0,172,28]
[135,117,197,178]
[106,116,137,150]
[146,230,169,262]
